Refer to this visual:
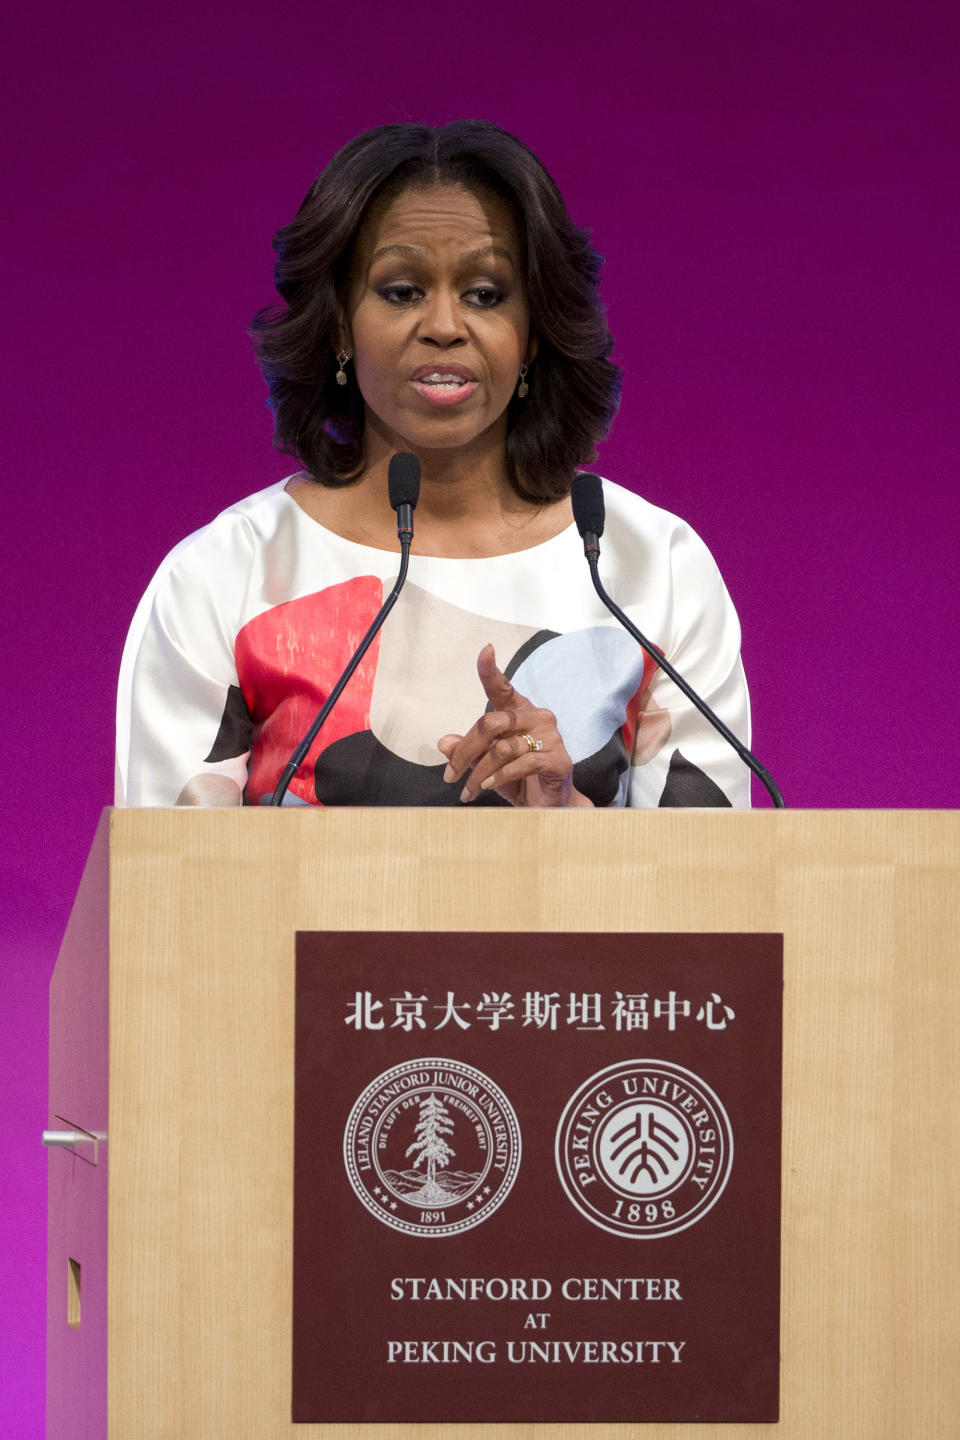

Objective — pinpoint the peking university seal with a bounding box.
[555,1060,733,1238]
[343,1058,521,1237]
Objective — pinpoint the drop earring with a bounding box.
[517,363,529,399]
[335,350,350,386]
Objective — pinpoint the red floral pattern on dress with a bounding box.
[237,576,382,805]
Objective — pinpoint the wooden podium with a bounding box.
[47,808,959,1439]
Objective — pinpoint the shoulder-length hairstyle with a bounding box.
[249,120,621,502]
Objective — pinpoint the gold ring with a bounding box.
[521,732,543,753]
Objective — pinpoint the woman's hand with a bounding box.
[437,644,593,808]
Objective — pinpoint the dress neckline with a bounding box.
[278,478,579,564]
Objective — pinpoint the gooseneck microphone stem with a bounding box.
[582,541,783,807]
[269,544,411,806]
[570,473,783,808]
[269,452,420,807]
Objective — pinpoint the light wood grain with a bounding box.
[49,808,960,1438]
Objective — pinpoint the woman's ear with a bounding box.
[525,335,538,366]
[335,303,353,355]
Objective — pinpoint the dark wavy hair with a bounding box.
[249,120,621,502]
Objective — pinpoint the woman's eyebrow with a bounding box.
[369,243,516,268]
[370,243,426,262]
[461,244,516,269]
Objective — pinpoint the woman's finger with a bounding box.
[439,708,519,784]
[477,751,570,799]
[456,729,553,801]
[476,642,517,710]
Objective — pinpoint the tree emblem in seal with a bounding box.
[343,1058,521,1236]
[555,1059,733,1238]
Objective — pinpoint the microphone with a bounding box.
[268,453,421,806]
[571,471,605,551]
[570,473,784,808]
[389,450,419,545]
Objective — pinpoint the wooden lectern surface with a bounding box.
[48,808,960,1440]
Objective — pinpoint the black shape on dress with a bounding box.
[314,727,628,808]
[658,749,732,808]
[205,685,253,762]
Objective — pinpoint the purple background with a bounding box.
[3,2,957,1431]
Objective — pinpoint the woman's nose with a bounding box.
[417,289,467,346]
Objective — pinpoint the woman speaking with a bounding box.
[116,121,750,810]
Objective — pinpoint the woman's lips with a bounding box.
[409,370,480,406]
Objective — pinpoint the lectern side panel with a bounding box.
[99,808,960,1440]
[47,811,110,1440]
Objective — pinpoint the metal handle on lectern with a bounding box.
[42,1130,92,1147]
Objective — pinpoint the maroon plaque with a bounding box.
[293,932,782,1423]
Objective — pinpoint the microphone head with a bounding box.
[388,452,421,511]
[570,472,605,538]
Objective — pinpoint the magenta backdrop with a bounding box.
[3,2,957,1431]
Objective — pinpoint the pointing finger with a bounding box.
[477,643,517,709]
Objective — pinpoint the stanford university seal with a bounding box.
[343,1058,521,1237]
[555,1060,733,1238]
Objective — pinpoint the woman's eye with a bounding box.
[465,286,504,308]
[376,282,505,309]
[378,284,423,305]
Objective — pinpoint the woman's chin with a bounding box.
[367,410,507,464]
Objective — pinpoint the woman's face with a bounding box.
[344,182,533,463]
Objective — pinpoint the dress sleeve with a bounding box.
[115,530,252,807]
[626,524,752,810]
